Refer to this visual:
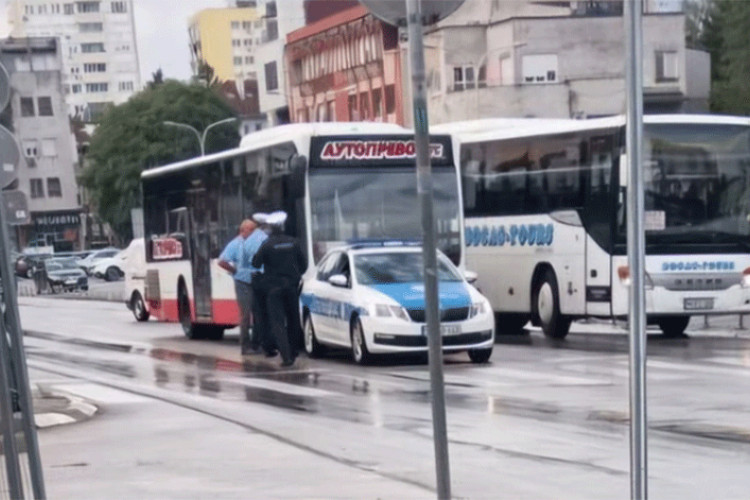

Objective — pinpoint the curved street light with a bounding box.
[163,117,238,156]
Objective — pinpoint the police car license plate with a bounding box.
[683,298,714,311]
[65,279,78,286]
[421,325,461,336]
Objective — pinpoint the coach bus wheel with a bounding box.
[178,284,204,340]
[495,313,529,335]
[303,314,325,358]
[657,316,690,338]
[533,268,571,340]
[131,291,150,322]
[351,317,372,365]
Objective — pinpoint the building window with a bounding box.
[265,1,276,17]
[232,39,241,48]
[85,83,108,93]
[231,21,240,30]
[64,3,74,14]
[656,51,679,82]
[478,65,487,88]
[522,54,558,84]
[47,178,62,198]
[245,56,253,65]
[30,179,44,199]
[385,84,396,115]
[453,66,476,91]
[79,22,104,33]
[242,21,251,30]
[118,81,134,92]
[359,93,370,120]
[83,63,106,73]
[372,88,383,119]
[72,84,82,94]
[20,97,35,117]
[244,38,253,47]
[264,61,278,91]
[81,42,105,53]
[265,19,278,42]
[23,139,38,158]
[41,138,57,157]
[37,97,53,116]
[110,1,126,13]
[347,94,358,121]
[77,2,100,13]
[233,56,242,66]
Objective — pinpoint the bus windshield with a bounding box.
[309,167,461,264]
[626,124,750,248]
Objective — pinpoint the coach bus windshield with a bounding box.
[309,167,462,265]
[622,123,750,250]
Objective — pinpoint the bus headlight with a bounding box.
[617,266,654,289]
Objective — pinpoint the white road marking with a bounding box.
[227,377,338,398]
[35,413,76,427]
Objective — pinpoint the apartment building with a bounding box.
[0,37,82,251]
[8,0,141,122]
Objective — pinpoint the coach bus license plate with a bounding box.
[422,325,461,336]
[684,298,714,311]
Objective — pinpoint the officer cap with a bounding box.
[252,212,269,224]
[267,211,287,226]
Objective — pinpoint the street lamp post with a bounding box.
[163,117,237,156]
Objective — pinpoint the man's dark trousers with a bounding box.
[266,281,301,364]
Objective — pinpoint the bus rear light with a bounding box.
[617,265,653,289]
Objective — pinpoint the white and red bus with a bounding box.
[141,122,464,339]
[435,114,750,338]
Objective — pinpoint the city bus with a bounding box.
[141,122,463,339]
[434,114,750,338]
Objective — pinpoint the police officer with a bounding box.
[252,211,307,367]
[248,212,278,357]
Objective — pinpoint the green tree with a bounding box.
[702,0,750,114]
[80,80,239,239]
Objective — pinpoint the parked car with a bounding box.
[16,254,53,279]
[45,257,88,293]
[299,242,495,365]
[123,239,149,321]
[90,249,127,281]
[76,247,120,275]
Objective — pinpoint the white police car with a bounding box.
[300,243,495,364]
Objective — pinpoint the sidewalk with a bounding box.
[31,383,97,429]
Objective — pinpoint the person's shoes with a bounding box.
[264,349,278,358]
[280,358,296,368]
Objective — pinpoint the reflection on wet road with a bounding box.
[18,297,750,498]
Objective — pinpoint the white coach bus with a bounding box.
[140,123,463,339]
[435,115,750,338]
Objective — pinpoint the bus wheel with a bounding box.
[495,313,529,335]
[203,326,225,341]
[131,291,150,322]
[468,347,493,363]
[657,316,690,338]
[533,268,571,340]
[178,284,205,340]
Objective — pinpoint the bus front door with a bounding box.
[186,191,213,321]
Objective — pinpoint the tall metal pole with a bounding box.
[406,1,451,498]
[0,313,24,500]
[0,199,46,499]
[624,0,648,498]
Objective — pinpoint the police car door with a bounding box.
[311,252,341,342]
[327,253,353,344]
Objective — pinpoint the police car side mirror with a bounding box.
[464,270,478,284]
[328,274,348,288]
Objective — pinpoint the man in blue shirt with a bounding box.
[218,219,268,355]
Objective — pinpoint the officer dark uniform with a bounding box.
[251,211,307,367]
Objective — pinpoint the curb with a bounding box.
[33,388,98,430]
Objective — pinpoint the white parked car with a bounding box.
[299,243,495,365]
[77,247,120,275]
[90,249,127,281]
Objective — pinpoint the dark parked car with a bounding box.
[16,254,53,279]
[44,258,88,293]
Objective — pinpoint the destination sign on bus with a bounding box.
[320,140,444,161]
[152,237,184,260]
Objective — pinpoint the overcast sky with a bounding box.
[0,0,230,82]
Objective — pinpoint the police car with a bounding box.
[299,242,495,364]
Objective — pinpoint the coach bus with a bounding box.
[434,114,750,338]
[140,122,463,339]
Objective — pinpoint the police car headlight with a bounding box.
[469,302,486,318]
[374,304,392,317]
[389,305,410,321]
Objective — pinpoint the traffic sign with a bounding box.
[0,125,19,189]
[2,190,29,225]
[359,0,464,25]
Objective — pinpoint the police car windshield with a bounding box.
[354,252,462,285]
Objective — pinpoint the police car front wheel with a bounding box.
[351,318,372,365]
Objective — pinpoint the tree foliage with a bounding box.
[80,80,239,239]
[700,0,750,114]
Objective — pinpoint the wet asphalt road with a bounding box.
[17,296,750,499]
